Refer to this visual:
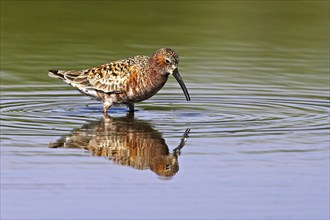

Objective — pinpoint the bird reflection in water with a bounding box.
[49,113,190,177]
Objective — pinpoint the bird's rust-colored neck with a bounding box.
[134,57,168,100]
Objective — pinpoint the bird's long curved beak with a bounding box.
[173,69,190,101]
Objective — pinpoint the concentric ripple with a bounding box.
[1,83,329,140]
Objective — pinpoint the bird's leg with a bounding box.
[103,101,112,113]
[128,103,135,112]
[103,111,110,119]
[103,101,112,119]
[126,111,135,119]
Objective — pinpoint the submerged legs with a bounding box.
[128,103,135,112]
[103,100,135,115]
[103,101,112,113]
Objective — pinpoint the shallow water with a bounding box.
[1,1,329,220]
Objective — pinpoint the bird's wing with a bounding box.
[63,56,148,94]
[85,61,132,94]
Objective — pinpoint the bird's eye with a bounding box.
[165,59,171,64]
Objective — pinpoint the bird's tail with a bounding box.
[48,70,65,80]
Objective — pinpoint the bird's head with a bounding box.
[150,48,190,101]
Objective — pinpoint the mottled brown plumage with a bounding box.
[48,48,190,113]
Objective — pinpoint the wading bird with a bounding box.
[48,48,190,113]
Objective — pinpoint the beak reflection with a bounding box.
[173,68,191,101]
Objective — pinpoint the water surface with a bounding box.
[1,1,329,219]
